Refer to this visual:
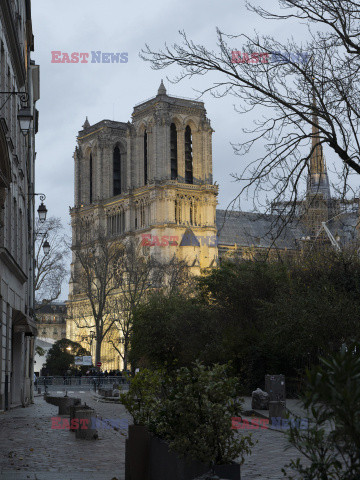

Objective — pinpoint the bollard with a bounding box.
[269,401,286,424]
[265,374,286,403]
[69,404,93,432]
[75,407,98,440]
[58,397,81,415]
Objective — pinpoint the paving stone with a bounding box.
[0,393,129,479]
[0,393,310,480]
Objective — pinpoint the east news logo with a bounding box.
[51,51,128,63]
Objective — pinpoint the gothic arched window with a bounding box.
[89,153,93,203]
[175,197,182,224]
[185,126,193,184]
[113,146,121,196]
[144,131,148,185]
[170,123,178,180]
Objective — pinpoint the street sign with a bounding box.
[74,356,93,366]
[96,362,102,367]
[74,356,83,365]
[83,356,92,366]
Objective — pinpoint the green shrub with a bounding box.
[120,368,162,427]
[121,362,254,467]
[283,342,360,479]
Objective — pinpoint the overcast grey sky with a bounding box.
[31,0,347,299]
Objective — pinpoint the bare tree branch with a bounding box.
[34,217,69,308]
[140,1,360,232]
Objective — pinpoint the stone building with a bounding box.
[67,82,358,370]
[34,302,66,376]
[0,0,39,409]
[36,301,67,342]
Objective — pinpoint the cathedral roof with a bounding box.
[215,207,359,250]
[180,228,201,247]
[216,209,303,249]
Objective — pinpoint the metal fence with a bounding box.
[36,376,129,386]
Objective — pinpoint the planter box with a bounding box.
[126,425,150,480]
[125,425,241,480]
[150,436,240,480]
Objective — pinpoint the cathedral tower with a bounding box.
[69,82,218,298]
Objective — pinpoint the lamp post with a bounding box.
[30,194,50,255]
[90,331,96,367]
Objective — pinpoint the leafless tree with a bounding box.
[141,0,360,226]
[68,228,123,366]
[69,223,194,369]
[107,239,193,371]
[34,217,68,307]
[162,253,195,296]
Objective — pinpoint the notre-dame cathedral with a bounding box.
[67,81,359,370]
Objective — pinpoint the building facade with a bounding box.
[36,301,67,342]
[67,82,358,370]
[0,0,39,409]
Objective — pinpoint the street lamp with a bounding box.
[37,201,48,223]
[32,194,51,254]
[43,239,50,256]
[17,107,33,136]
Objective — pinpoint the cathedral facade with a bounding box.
[67,82,219,369]
[67,82,359,370]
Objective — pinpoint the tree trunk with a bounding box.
[95,339,101,369]
[123,348,128,372]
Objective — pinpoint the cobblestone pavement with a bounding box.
[0,392,130,480]
[239,396,309,479]
[238,425,304,479]
[0,393,308,480]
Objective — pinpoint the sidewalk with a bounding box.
[0,393,308,480]
[0,393,129,480]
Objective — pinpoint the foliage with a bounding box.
[259,251,360,385]
[129,293,222,371]
[120,368,162,426]
[44,338,90,375]
[121,363,254,467]
[130,251,360,394]
[155,362,254,466]
[283,342,360,479]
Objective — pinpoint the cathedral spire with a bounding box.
[307,93,331,199]
[82,117,90,129]
[157,79,167,96]
[310,93,326,175]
